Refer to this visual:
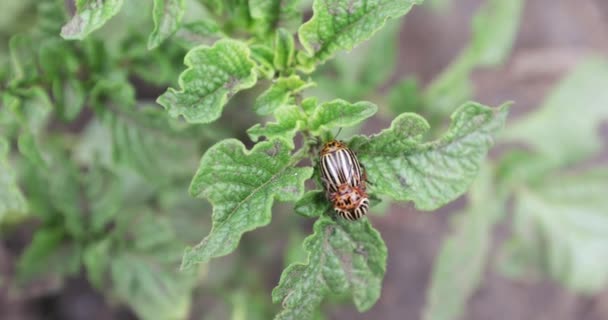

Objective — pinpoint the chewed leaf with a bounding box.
[298,0,421,64]
[157,39,257,124]
[182,139,313,269]
[351,102,509,210]
[272,216,387,319]
[148,0,185,49]
[61,0,124,40]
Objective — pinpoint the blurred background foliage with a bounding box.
[1,0,607,319]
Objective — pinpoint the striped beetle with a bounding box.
[319,140,369,220]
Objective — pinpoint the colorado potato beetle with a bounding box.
[319,140,369,220]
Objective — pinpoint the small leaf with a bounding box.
[248,105,304,148]
[351,102,509,210]
[17,227,81,282]
[254,75,312,115]
[249,0,302,34]
[273,216,387,319]
[501,167,608,293]
[250,44,276,79]
[56,78,86,121]
[294,191,329,218]
[469,0,524,66]
[298,0,421,64]
[0,137,28,222]
[157,39,258,124]
[501,58,608,168]
[199,0,224,15]
[18,131,47,167]
[61,0,125,40]
[8,34,38,85]
[148,0,186,49]
[308,99,377,134]
[173,20,225,49]
[274,28,295,72]
[182,139,313,268]
[250,99,377,147]
[83,239,112,289]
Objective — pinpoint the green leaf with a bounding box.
[108,212,198,320]
[423,164,504,320]
[248,105,304,148]
[182,139,313,268]
[9,86,53,134]
[298,0,421,64]
[249,0,301,34]
[91,80,202,183]
[17,227,81,282]
[273,216,387,319]
[351,102,508,210]
[148,0,186,49]
[157,39,258,124]
[254,75,312,115]
[199,0,224,16]
[308,99,377,134]
[55,77,86,121]
[274,28,295,72]
[250,99,377,147]
[85,166,125,233]
[311,18,402,101]
[294,190,329,218]
[18,131,47,167]
[8,87,53,167]
[388,76,424,115]
[173,20,225,49]
[424,0,523,115]
[0,137,28,222]
[469,0,524,66]
[501,167,608,293]
[501,58,608,168]
[250,43,276,79]
[355,18,401,92]
[83,239,112,289]
[8,34,38,86]
[61,0,125,40]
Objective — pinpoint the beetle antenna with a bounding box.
[334,127,343,140]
